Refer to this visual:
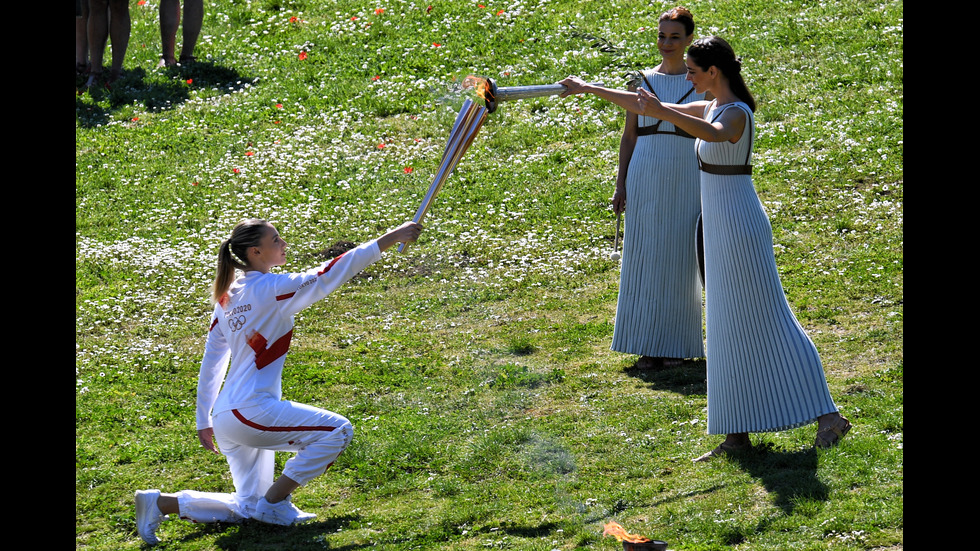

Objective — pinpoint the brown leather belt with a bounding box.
[698,161,752,175]
[636,125,696,139]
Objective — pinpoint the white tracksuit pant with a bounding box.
[176,399,353,523]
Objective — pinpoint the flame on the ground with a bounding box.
[603,521,651,543]
[462,74,490,101]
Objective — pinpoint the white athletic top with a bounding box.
[196,240,382,430]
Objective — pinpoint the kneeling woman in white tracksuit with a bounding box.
[135,218,423,545]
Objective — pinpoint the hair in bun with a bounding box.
[660,6,695,36]
[688,36,757,111]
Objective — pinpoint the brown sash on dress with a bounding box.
[697,103,753,174]
[637,73,697,139]
[698,162,752,175]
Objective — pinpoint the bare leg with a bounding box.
[157,494,180,515]
[86,0,109,85]
[179,0,204,62]
[75,17,88,72]
[264,475,301,504]
[106,0,130,81]
[75,0,90,73]
[159,0,179,66]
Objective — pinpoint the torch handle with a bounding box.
[493,82,604,101]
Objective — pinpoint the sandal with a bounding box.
[693,440,751,463]
[814,415,851,449]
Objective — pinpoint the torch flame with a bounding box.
[603,521,651,543]
[462,74,490,101]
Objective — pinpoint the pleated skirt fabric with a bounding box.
[698,101,838,434]
[610,72,705,360]
[700,172,838,435]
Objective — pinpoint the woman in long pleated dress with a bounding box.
[632,36,851,461]
[610,6,707,369]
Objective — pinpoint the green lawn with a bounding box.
[76,1,902,549]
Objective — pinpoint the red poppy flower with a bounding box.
[298,51,308,60]
[137,0,146,5]
[372,75,381,81]
[186,78,193,84]
[233,168,241,174]
[478,4,485,7]
[426,5,433,13]
[377,143,386,149]
[351,16,358,21]
[289,16,298,23]
[375,8,384,14]
[276,103,283,109]
[245,151,254,157]
[403,167,413,174]
[432,43,441,47]
[497,9,505,15]
[191,181,199,186]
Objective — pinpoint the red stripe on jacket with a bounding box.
[232,408,337,432]
[246,330,293,370]
[275,253,346,301]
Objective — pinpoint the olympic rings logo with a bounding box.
[228,316,247,332]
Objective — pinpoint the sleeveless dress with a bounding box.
[610,70,706,360]
[697,100,838,435]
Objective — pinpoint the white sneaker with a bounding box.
[252,496,317,526]
[135,489,165,545]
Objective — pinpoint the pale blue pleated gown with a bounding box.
[610,71,706,360]
[697,101,839,435]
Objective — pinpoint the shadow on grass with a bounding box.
[624,359,708,396]
[622,362,830,515]
[497,521,565,538]
[456,520,566,541]
[75,60,251,128]
[646,484,729,509]
[727,443,829,515]
[198,513,369,550]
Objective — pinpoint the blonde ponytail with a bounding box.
[211,219,269,305]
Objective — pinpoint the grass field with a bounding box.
[76,0,903,549]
